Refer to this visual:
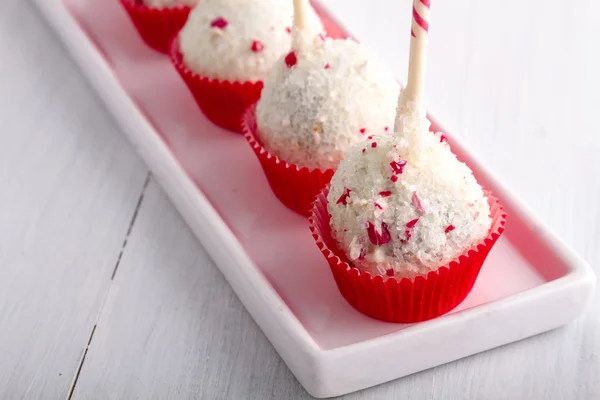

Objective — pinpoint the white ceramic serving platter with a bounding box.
[34,0,596,397]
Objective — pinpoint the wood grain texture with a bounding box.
[2,0,599,398]
[0,0,149,398]
[70,180,311,400]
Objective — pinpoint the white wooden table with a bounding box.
[1,0,598,398]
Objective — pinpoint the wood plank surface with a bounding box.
[71,180,313,400]
[1,0,598,398]
[0,0,148,398]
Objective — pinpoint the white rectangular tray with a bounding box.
[34,0,596,397]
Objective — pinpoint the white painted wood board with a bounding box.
[0,0,598,398]
[0,0,149,398]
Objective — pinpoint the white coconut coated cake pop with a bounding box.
[255,35,399,170]
[326,102,492,279]
[178,0,323,83]
[142,0,197,8]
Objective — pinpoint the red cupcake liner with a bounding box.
[169,38,263,133]
[241,105,335,217]
[120,0,191,53]
[309,186,506,323]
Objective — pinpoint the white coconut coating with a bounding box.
[327,102,492,279]
[179,0,323,82]
[142,0,197,8]
[256,37,399,170]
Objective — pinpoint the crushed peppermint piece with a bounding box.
[359,128,366,134]
[210,17,228,29]
[358,248,367,260]
[324,63,331,69]
[379,191,392,197]
[285,26,291,34]
[412,192,426,213]
[362,148,366,153]
[390,160,407,174]
[367,222,391,245]
[406,218,419,228]
[284,51,297,68]
[371,142,378,148]
[384,126,389,132]
[390,175,398,183]
[445,225,455,233]
[251,40,264,52]
[400,229,412,244]
[375,202,383,210]
[336,188,351,205]
[386,269,395,277]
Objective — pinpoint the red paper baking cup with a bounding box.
[309,186,506,323]
[169,38,264,133]
[120,0,191,53]
[242,105,335,217]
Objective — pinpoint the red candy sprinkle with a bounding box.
[317,33,326,41]
[445,225,456,233]
[210,17,228,29]
[379,191,392,197]
[375,202,383,210]
[359,128,366,134]
[391,175,399,183]
[336,188,351,205]
[362,148,366,153]
[406,218,419,228]
[285,51,297,68]
[367,135,374,140]
[474,212,480,220]
[251,40,264,52]
[324,63,331,69]
[371,142,377,148]
[440,134,448,144]
[367,222,391,245]
[385,126,389,132]
[390,160,407,174]
[285,26,291,34]
[386,269,395,277]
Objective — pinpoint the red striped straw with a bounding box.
[403,0,431,106]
